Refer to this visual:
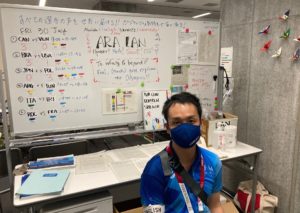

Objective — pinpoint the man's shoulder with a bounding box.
[198,146,219,159]
[142,151,164,177]
[198,146,222,168]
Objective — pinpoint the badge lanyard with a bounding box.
[166,145,205,212]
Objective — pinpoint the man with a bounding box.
[140,92,223,213]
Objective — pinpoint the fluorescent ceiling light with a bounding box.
[147,0,155,2]
[39,0,46,7]
[192,12,211,18]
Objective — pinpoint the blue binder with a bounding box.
[28,155,74,169]
[16,170,70,196]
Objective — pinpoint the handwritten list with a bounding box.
[187,65,217,111]
[9,23,89,124]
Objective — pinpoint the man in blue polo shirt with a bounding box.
[140,92,223,213]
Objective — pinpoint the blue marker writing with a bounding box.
[43,173,57,177]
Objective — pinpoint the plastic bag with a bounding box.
[233,180,278,213]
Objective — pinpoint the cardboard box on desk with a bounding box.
[222,200,239,213]
[114,206,142,213]
[114,203,237,213]
[113,199,143,213]
[201,112,238,147]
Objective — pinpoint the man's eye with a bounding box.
[172,121,181,126]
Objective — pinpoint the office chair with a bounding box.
[0,148,23,213]
[28,140,89,161]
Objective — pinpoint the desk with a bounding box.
[14,141,262,212]
[207,143,262,213]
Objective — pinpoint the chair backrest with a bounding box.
[28,140,89,161]
[0,148,23,177]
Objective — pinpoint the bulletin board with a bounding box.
[0,4,220,135]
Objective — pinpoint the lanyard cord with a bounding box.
[165,144,207,205]
[166,145,204,187]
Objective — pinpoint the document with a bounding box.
[112,146,149,161]
[110,160,140,182]
[102,88,138,114]
[16,169,70,196]
[76,152,109,174]
[207,147,228,159]
[198,30,219,63]
[139,141,169,156]
[177,31,198,64]
[133,158,149,173]
[142,90,168,131]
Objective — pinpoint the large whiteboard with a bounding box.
[0,4,219,135]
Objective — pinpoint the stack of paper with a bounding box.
[133,158,149,173]
[110,160,140,182]
[139,141,168,156]
[207,147,228,159]
[112,146,149,161]
[76,152,109,174]
[16,170,70,196]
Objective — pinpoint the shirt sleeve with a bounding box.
[140,156,166,206]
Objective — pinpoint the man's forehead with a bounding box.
[168,102,197,111]
[169,114,198,120]
[168,103,199,118]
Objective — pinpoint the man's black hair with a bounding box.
[162,92,202,123]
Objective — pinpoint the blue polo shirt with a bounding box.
[140,144,222,213]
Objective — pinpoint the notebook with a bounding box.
[16,169,70,196]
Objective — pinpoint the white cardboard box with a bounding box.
[201,112,238,147]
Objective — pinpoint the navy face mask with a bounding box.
[170,123,201,148]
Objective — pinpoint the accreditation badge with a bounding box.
[143,204,165,213]
[198,198,204,212]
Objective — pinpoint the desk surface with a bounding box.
[14,141,262,207]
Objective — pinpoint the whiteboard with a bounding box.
[0,4,219,135]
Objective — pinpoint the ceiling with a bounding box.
[0,0,220,19]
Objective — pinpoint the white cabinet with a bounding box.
[40,191,112,213]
